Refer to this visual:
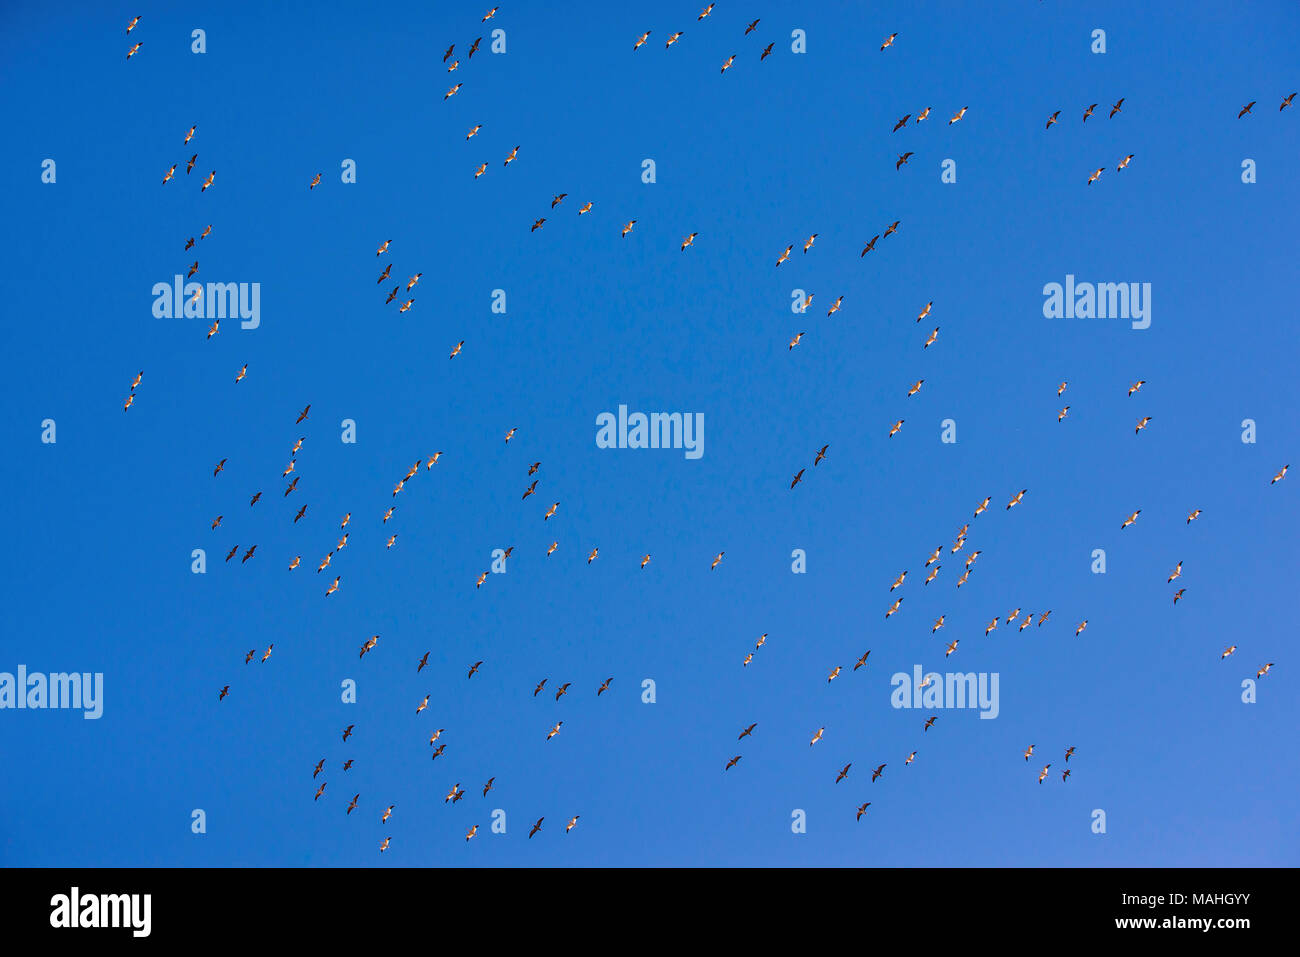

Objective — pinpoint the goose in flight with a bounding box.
[872,764,886,782]
[634,31,650,50]
[1046,110,1060,129]
[1121,509,1141,529]
[739,723,756,740]
[880,33,897,50]
[725,755,742,770]
[1109,98,1125,118]
[529,818,544,838]
[1272,464,1289,484]
[1238,101,1256,118]
[810,727,824,746]
[836,764,851,783]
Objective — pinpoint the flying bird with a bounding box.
[1109,98,1125,118]
[1239,101,1256,118]
[1121,509,1141,529]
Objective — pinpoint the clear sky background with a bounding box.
[0,1,1296,867]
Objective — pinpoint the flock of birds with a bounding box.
[112,8,1292,854]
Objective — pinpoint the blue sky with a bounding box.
[0,0,1296,866]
